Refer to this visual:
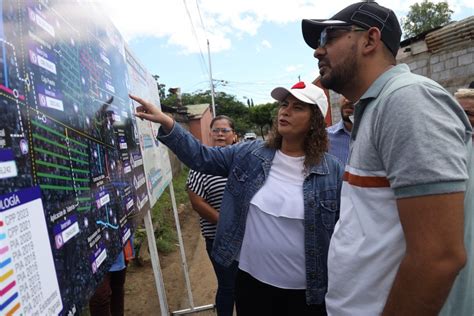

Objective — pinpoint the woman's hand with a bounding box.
[129,94,174,131]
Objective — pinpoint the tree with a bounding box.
[152,75,166,100]
[402,0,453,38]
[159,89,253,135]
[248,102,278,140]
[215,92,252,135]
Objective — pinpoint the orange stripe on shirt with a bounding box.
[343,172,390,188]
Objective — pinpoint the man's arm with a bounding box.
[187,190,219,224]
[382,192,467,315]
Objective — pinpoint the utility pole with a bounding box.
[207,39,216,118]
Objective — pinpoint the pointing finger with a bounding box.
[129,94,152,108]
[129,94,144,103]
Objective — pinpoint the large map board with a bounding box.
[126,47,173,208]
[0,1,171,314]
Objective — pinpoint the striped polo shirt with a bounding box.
[186,169,227,239]
[326,64,472,316]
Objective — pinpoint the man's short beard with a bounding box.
[320,44,358,94]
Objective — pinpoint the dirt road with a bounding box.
[124,207,217,315]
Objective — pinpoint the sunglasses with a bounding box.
[211,127,233,134]
[319,26,367,48]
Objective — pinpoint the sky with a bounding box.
[97,0,474,105]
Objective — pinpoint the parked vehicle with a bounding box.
[243,132,257,141]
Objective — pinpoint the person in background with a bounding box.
[186,115,238,316]
[439,87,474,315]
[130,81,343,316]
[89,252,127,316]
[302,1,471,315]
[456,88,474,129]
[327,96,354,165]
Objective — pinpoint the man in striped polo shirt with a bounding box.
[186,115,238,316]
[302,2,472,315]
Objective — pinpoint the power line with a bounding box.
[217,75,308,87]
[185,80,209,91]
[219,85,273,99]
[183,0,216,116]
[177,79,312,105]
[195,0,207,33]
[182,0,209,78]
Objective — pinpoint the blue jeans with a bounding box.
[205,238,238,316]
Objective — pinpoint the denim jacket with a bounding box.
[158,123,343,304]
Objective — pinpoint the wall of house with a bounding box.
[167,109,213,178]
[397,42,474,94]
[188,119,203,144]
[188,108,212,146]
[199,109,213,146]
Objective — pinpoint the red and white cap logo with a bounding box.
[271,81,328,117]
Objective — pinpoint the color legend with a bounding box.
[0,187,62,315]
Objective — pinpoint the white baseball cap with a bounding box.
[271,81,328,117]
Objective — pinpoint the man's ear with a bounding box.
[362,27,383,56]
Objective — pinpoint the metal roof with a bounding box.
[425,16,474,53]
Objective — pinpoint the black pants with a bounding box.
[235,269,326,316]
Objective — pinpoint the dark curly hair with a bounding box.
[266,103,328,171]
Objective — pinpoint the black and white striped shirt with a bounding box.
[186,169,227,239]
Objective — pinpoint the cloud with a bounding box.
[98,0,474,54]
[256,39,272,52]
[97,0,349,54]
[285,64,303,73]
[261,40,272,49]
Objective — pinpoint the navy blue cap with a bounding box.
[302,2,402,57]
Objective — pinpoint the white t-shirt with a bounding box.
[238,150,306,289]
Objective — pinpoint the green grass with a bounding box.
[135,166,190,255]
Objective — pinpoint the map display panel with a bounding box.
[0,0,169,314]
[126,47,173,208]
